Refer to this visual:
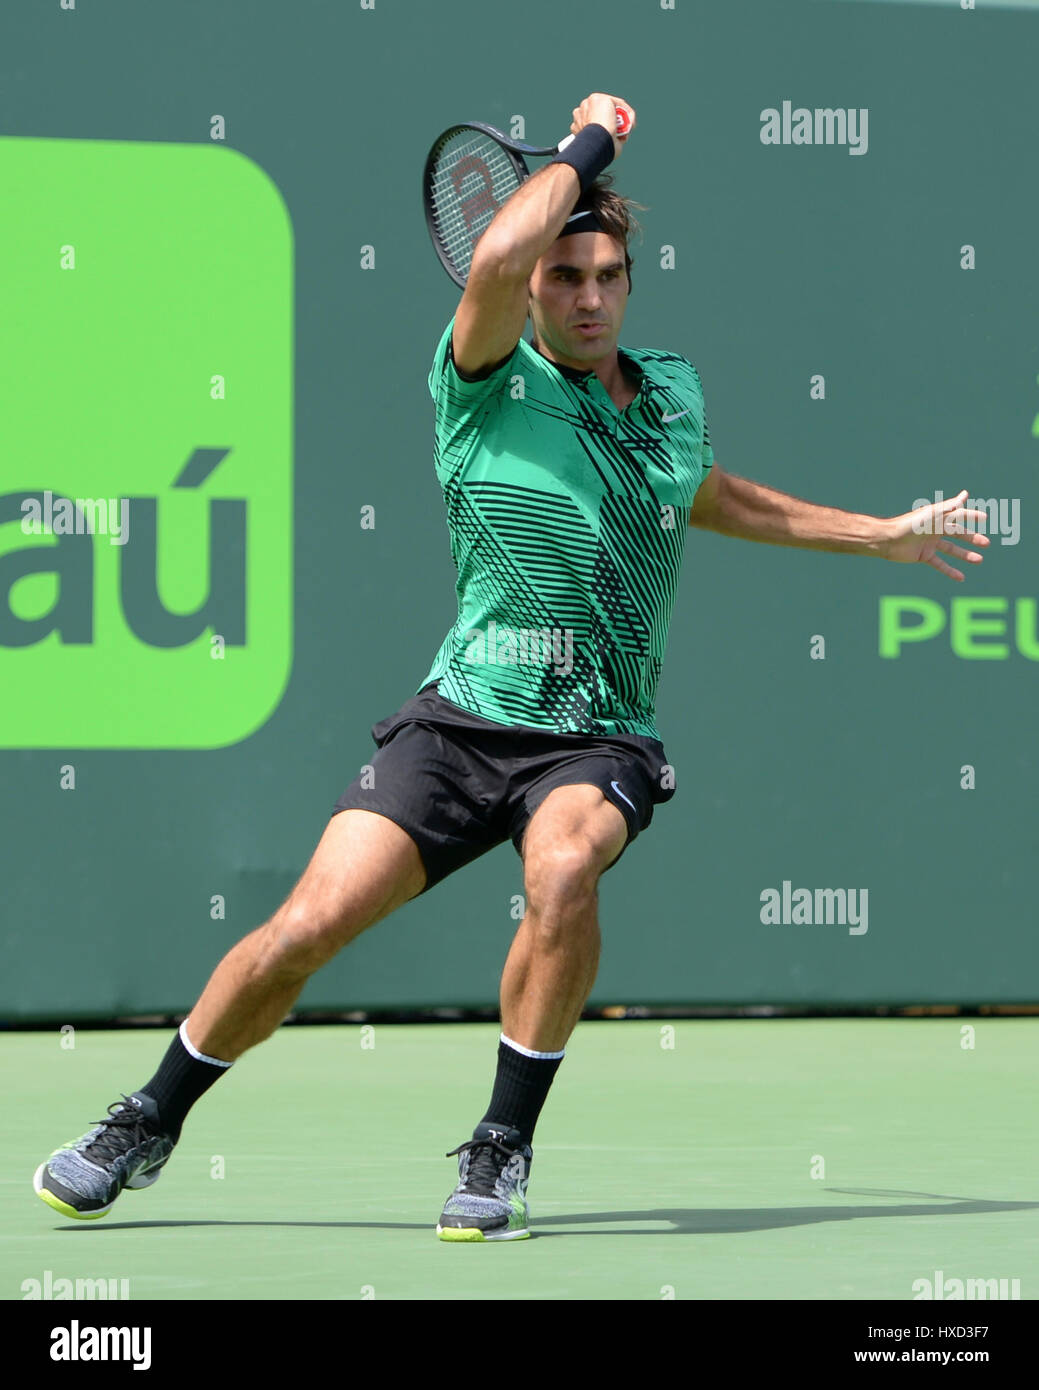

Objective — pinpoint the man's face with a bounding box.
[527,232,629,368]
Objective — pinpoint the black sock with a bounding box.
[139,1023,232,1142]
[480,1034,564,1147]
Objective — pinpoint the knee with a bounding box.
[524,842,600,926]
[263,898,347,978]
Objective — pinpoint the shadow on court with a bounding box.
[53,1188,1039,1236]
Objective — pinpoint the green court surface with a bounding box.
[3,1020,1037,1301]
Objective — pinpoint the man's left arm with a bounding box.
[688,464,991,581]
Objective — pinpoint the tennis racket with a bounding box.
[423,109,632,288]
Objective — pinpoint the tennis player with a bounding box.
[34,92,988,1242]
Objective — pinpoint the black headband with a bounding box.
[557,192,606,238]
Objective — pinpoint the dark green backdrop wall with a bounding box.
[2,0,1036,1019]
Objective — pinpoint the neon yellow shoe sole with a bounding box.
[436,1222,530,1242]
[33,1164,113,1221]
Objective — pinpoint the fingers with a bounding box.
[936,538,984,565]
[608,95,636,138]
[572,94,636,150]
[940,512,991,540]
[575,95,615,129]
[927,554,965,582]
[936,490,989,531]
[928,534,987,580]
[938,489,969,511]
[937,492,976,524]
[924,490,990,542]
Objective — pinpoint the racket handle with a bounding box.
[557,107,631,153]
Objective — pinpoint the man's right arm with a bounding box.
[452,163,583,379]
[451,93,630,378]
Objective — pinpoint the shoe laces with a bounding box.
[81,1097,156,1165]
[446,1138,523,1196]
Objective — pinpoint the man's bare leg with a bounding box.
[500,783,627,1053]
[187,809,427,1061]
[34,808,427,1220]
[437,784,629,1240]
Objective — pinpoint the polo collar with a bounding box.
[535,345,645,388]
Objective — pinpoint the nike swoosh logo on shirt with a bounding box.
[661,409,693,423]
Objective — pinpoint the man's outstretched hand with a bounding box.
[880,489,991,581]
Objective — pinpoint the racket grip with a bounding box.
[557,107,630,153]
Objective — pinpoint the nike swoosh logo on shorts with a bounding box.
[610,780,638,814]
[661,408,693,423]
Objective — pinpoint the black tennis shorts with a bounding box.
[331,683,676,894]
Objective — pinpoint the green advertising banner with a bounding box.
[0,139,292,748]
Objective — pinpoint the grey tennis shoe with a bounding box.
[437,1122,533,1242]
[34,1091,175,1220]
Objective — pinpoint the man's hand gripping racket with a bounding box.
[423,95,635,287]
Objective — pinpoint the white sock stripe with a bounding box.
[179,1020,233,1069]
[500,1032,565,1061]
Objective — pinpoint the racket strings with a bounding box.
[428,131,522,281]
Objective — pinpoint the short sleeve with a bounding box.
[693,365,714,472]
[428,314,522,405]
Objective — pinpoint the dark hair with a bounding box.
[582,172,647,292]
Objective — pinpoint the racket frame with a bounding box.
[422,116,626,288]
[422,124,534,289]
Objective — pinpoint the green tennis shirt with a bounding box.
[416,314,714,739]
